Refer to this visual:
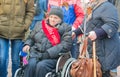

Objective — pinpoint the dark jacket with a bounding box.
[115,0,120,32]
[24,21,72,59]
[108,0,116,5]
[74,1,120,71]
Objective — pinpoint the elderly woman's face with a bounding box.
[48,15,62,27]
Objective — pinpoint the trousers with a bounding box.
[0,37,22,77]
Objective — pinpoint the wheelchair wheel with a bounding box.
[45,72,52,77]
[45,71,59,77]
[14,68,24,77]
[61,58,76,77]
[65,59,76,77]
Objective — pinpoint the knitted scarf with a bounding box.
[86,0,107,21]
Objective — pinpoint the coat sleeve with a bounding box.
[24,22,41,46]
[100,3,119,38]
[72,3,84,29]
[24,0,35,31]
[46,25,72,58]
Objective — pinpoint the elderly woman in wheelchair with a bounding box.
[21,7,72,77]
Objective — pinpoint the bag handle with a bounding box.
[93,41,97,77]
[78,37,97,77]
[78,37,88,58]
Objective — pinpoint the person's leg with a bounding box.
[0,38,9,77]
[24,58,37,77]
[35,59,57,77]
[11,39,23,77]
[71,37,79,59]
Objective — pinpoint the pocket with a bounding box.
[0,16,9,25]
[15,17,24,25]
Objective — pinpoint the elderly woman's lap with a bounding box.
[35,59,57,77]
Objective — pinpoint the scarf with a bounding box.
[86,0,107,21]
[42,20,61,46]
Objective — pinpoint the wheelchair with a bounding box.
[45,52,76,77]
[14,51,28,77]
[14,56,26,77]
[14,52,76,77]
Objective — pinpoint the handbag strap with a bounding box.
[93,41,97,77]
[78,37,88,58]
[78,37,97,77]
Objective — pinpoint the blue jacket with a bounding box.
[34,0,48,21]
[62,5,76,26]
[30,0,48,30]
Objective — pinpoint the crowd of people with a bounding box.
[0,0,120,77]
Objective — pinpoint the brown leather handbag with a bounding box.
[70,37,102,77]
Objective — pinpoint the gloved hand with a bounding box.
[42,52,50,59]
[30,52,42,60]
[29,51,50,60]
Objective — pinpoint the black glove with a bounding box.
[30,51,50,60]
[30,52,42,59]
[42,52,50,59]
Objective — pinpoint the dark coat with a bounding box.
[108,0,116,5]
[115,0,120,32]
[24,21,72,59]
[75,1,120,71]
